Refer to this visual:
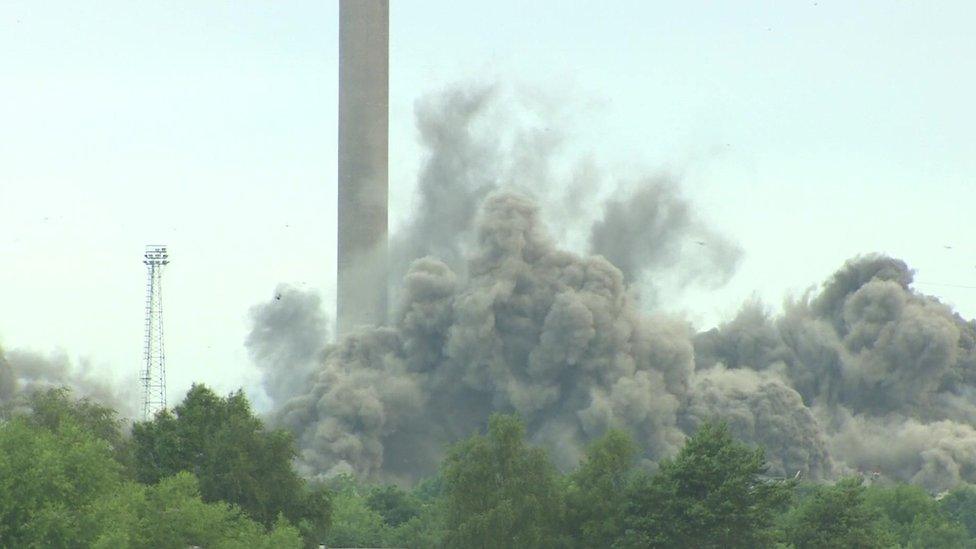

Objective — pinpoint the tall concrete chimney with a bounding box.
[337,0,389,335]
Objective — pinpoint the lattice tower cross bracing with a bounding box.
[142,245,169,420]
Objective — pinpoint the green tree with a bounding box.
[89,472,303,549]
[442,414,566,548]
[291,483,333,548]
[18,387,133,469]
[940,485,976,539]
[864,483,968,548]
[781,477,894,549]
[617,422,791,548]
[0,416,122,547]
[18,388,123,444]
[0,390,305,548]
[367,484,422,528]
[322,475,448,549]
[391,478,449,548]
[386,502,447,549]
[565,429,638,547]
[131,384,331,541]
[904,512,970,549]
[323,476,390,548]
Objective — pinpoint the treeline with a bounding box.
[0,386,319,547]
[3,386,976,548]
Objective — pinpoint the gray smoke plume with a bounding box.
[827,413,976,492]
[695,254,976,491]
[589,178,743,293]
[253,191,697,480]
[681,365,833,480]
[390,86,502,279]
[246,284,329,404]
[0,345,133,418]
[693,298,789,372]
[255,194,976,491]
[389,85,736,307]
[0,348,14,404]
[248,84,976,493]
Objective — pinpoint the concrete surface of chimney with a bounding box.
[337,0,389,336]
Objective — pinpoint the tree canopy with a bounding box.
[781,477,894,549]
[131,384,328,535]
[565,429,638,547]
[442,414,566,548]
[617,421,792,548]
[4,386,976,548]
[0,389,303,548]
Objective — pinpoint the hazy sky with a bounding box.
[1,1,973,412]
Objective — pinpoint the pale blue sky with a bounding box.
[1,1,973,412]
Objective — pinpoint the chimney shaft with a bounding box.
[337,0,389,335]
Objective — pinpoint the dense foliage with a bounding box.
[0,389,302,548]
[131,385,331,543]
[441,414,567,548]
[616,422,792,548]
[2,386,975,548]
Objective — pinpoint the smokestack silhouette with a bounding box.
[337,0,389,335]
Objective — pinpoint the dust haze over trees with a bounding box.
[0,346,132,417]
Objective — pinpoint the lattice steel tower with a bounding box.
[141,245,169,420]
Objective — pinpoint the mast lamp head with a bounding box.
[144,245,169,265]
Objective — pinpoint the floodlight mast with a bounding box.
[141,245,169,420]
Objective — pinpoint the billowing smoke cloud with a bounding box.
[390,86,502,278]
[390,86,740,306]
[681,365,833,480]
[251,187,835,483]
[589,178,742,293]
[828,414,976,492]
[0,346,133,418]
[254,192,697,480]
[256,199,976,491]
[247,84,976,494]
[246,284,329,404]
[695,254,976,492]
